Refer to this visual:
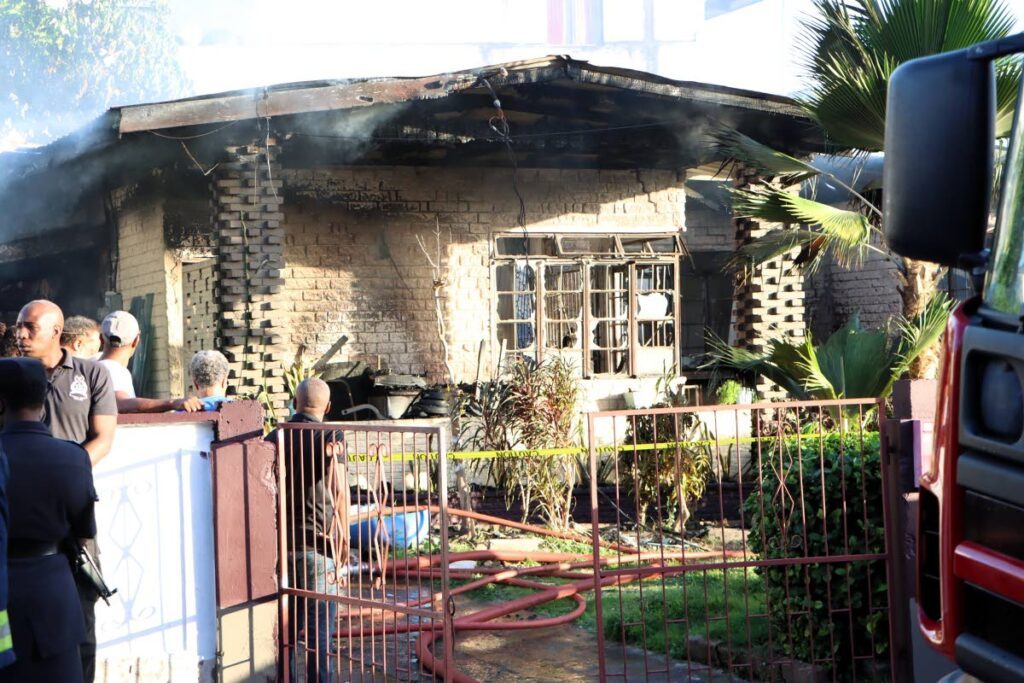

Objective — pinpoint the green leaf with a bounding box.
[731,185,874,271]
[711,126,821,186]
[886,292,954,393]
[797,0,1020,149]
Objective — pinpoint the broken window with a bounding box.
[495,262,537,362]
[590,263,630,375]
[635,263,676,375]
[494,233,688,377]
[543,263,584,373]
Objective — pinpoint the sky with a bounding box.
[163,0,1024,99]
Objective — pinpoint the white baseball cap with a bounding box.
[101,310,140,344]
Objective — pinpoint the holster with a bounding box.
[64,539,117,605]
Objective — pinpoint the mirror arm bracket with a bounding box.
[958,249,990,295]
[969,33,1024,61]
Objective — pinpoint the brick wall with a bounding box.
[212,142,287,410]
[182,259,218,385]
[279,166,688,387]
[731,168,806,399]
[805,248,901,340]
[681,201,737,252]
[116,195,175,397]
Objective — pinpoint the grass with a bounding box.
[391,536,477,559]
[463,566,770,659]
[391,528,772,661]
[600,567,769,657]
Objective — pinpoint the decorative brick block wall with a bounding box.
[182,259,218,382]
[731,168,806,399]
[278,166,688,386]
[212,142,287,411]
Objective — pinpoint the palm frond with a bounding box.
[730,228,818,269]
[766,337,819,400]
[888,293,954,393]
[797,0,1020,149]
[732,186,807,223]
[808,311,894,398]
[995,58,1022,136]
[732,186,873,270]
[711,126,820,186]
[703,332,810,399]
[781,193,873,267]
[795,341,840,399]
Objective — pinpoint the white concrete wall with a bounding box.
[93,421,217,681]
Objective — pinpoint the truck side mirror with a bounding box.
[883,48,994,266]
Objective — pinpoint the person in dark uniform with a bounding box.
[0,357,96,683]
[0,425,15,673]
[15,300,114,683]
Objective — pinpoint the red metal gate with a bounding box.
[276,421,454,682]
[587,398,897,681]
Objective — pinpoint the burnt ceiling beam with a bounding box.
[0,224,101,266]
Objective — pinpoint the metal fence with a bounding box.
[587,398,896,682]
[276,422,453,682]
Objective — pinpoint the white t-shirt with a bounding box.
[100,359,136,398]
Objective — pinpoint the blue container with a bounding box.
[349,506,431,549]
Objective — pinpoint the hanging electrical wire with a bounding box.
[481,76,527,229]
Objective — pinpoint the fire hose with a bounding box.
[299,505,745,683]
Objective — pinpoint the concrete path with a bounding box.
[453,622,732,682]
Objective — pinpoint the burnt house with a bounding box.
[0,56,825,413]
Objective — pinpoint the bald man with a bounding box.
[268,378,348,682]
[15,301,116,466]
[15,300,116,683]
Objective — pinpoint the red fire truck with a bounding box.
[884,33,1024,682]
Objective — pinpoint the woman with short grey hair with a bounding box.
[188,350,232,411]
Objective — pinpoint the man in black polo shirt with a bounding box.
[16,301,116,465]
[15,299,115,683]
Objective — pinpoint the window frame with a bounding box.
[492,233,682,378]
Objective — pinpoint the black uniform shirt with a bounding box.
[1,420,96,543]
[1,420,96,671]
[43,349,117,445]
[267,413,346,551]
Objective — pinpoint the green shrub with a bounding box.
[622,410,711,532]
[483,356,582,530]
[745,431,888,677]
[715,379,743,405]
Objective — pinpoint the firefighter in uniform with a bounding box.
[0,357,97,683]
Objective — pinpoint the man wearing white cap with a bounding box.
[98,311,202,414]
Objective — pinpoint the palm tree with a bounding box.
[719,0,1020,377]
[707,294,952,402]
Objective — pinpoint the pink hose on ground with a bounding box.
[333,503,742,681]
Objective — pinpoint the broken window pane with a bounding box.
[543,264,583,346]
[494,245,688,378]
[495,262,537,361]
[621,235,680,254]
[495,235,556,257]
[635,263,676,374]
[590,263,629,374]
[556,234,617,256]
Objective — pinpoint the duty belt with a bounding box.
[8,539,60,559]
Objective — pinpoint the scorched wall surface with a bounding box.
[279,165,693,387]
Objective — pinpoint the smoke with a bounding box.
[285,99,412,167]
